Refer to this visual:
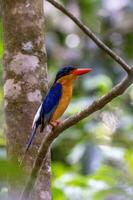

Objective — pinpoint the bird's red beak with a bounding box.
[72,68,92,75]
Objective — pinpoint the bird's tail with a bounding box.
[25,125,37,153]
[19,125,37,166]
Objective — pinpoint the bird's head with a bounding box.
[54,66,92,83]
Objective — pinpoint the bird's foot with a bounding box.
[50,120,61,128]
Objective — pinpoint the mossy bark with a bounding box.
[3,0,51,199]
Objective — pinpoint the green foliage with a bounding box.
[93,188,127,200]
[52,162,133,200]
[0,159,26,183]
[0,159,27,199]
[125,149,133,177]
[0,134,6,147]
[52,187,67,200]
[124,32,133,58]
[83,74,113,94]
[79,0,101,31]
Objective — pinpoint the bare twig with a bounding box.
[20,71,133,200]
[46,0,131,74]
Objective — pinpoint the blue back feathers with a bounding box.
[40,82,62,122]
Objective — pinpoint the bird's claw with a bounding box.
[50,120,61,128]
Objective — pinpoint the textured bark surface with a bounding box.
[3,0,51,199]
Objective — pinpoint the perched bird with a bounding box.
[25,66,92,153]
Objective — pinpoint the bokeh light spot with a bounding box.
[65,34,80,48]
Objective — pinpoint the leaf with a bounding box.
[52,187,67,200]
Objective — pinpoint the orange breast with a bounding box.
[50,74,76,122]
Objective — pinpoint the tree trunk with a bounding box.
[3,0,51,199]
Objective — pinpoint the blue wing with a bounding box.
[25,83,62,153]
[40,82,62,124]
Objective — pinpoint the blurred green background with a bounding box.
[0,0,133,199]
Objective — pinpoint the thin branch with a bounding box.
[20,71,133,200]
[46,0,131,74]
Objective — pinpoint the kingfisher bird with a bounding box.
[25,66,92,153]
